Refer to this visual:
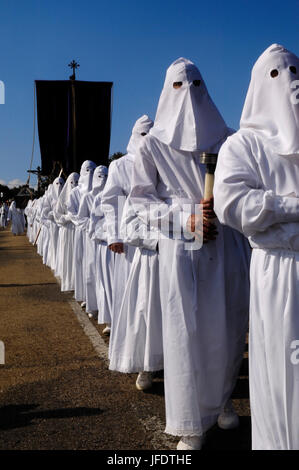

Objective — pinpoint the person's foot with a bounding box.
[217,399,239,430]
[81,301,86,308]
[102,324,111,335]
[177,434,205,450]
[135,371,153,391]
[88,311,97,319]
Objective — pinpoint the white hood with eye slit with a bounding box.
[92,165,108,196]
[240,44,299,156]
[126,115,153,155]
[56,172,79,216]
[51,177,65,200]
[150,57,229,152]
[78,160,97,194]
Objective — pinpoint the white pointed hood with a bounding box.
[78,160,97,194]
[56,172,79,215]
[240,44,299,156]
[51,177,65,200]
[150,57,229,152]
[92,165,108,196]
[127,115,154,154]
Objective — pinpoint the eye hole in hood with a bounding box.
[173,81,182,89]
[270,69,279,78]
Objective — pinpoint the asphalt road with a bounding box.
[0,227,251,451]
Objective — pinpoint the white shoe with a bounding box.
[217,400,239,430]
[136,371,153,391]
[102,324,111,335]
[81,301,86,308]
[88,311,97,319]
[177,435,204,450]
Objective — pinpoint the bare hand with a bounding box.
[187,198,218,244]
[109,242,124,254]
[187,214,218,243]
[200,197,217,219]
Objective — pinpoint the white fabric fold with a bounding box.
[240,44,299,156]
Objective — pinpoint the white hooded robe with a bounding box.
[89,184,114,324]
[54,173,79,291]
[130,58,250,436]
[77,166,108,314]
[68,160,96,302]
[0,202,9,228]
[101,116,154,363]
[8,201,25,235]
[214,44,299,450]
[108,115,164,373]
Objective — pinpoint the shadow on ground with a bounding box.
[204,416,251,450]
[0,404,104,431]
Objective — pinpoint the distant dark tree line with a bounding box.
[0,184,34,201]
[0,152,125,206]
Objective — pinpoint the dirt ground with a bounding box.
[0,227,251,451]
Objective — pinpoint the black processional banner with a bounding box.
[35,80,113,176]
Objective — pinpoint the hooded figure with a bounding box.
[129,58,250,449]
[0,202,9,229]
[34,196,45,255]
[107,115,164,390]
[214,44,299,450]
[8,200,25,235]
[150,58,228,152]
[41,177,64,269]
[24,200,32,238]
[49,177,64,270]
[31,196,42,244]
[101,115,153,341]
[41,184,56,265]
[36,187,49,258]
[54,172,79,291]
[29,199,38,243]
[68,160,97,302]
[89,169,113,328]
[76,165,108,316]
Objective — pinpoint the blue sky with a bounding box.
[0,0,299,188]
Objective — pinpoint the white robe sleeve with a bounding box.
[29,201,36,222]
[76,194,90,231]
[129,142,188,237]
[120,196,158,251]
[101,161,125,245]
[214,134,299,239]
[41,196,52,227]
[89,194,106,242]
[67,189,80,226]
[24,202,30,217]
[88,198,97,240]
[53,196,71,226]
